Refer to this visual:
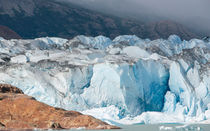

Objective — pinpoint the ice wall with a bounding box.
[0,35,209,124]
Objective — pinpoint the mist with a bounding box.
[61,0,210,36]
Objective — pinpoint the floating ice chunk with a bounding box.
[159,126,173,130]
[175,125,202,131]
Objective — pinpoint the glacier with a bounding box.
[0,35,209,125]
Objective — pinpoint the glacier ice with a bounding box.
[0,35,209,125]
[68,35,113,50]
[0,37,4,41]
[162,91,177,114]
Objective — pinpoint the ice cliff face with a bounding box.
[0,35,209,124]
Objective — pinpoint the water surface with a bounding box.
[55,124,210,131]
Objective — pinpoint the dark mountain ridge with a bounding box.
[0,0,199,40]
[0,25,21,39]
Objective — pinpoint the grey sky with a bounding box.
[62,0,210,35]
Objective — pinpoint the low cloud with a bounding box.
[61,0,210,36]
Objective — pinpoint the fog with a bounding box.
[60,0,210,36]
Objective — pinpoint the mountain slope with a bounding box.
[142,20,198,40]
[0,25,21,39]
[0,0,199,40]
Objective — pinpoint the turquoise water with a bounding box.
[56,124,210,131]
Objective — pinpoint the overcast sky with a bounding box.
[62,0,210,35]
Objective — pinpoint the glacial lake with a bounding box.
[54,124,210,131]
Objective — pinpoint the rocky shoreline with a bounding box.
[0,84,119,130]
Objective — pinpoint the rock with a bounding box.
[0,84,24,94]
[0,122,5,129]
[0,84,119,130]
